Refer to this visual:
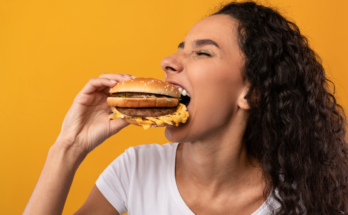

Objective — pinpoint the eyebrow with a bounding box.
[178,39,220,49]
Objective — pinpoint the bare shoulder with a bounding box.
[74,185,120,215]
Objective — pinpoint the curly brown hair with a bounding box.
[214,1,348,214]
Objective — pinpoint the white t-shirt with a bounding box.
[96,143,280,215]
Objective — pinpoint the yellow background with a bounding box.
[1,0,347,214]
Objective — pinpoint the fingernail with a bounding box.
[131,76,137,79]
[110,79,117,83]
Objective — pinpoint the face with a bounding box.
[162,14,248,143]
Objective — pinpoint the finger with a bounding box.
[99,74,137,95]
[80,78,117,95]
[98,73,137,81]
[121,74,133,79]
[102,87,112,95]
[109,118,130,135]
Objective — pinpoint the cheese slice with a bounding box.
[109,104,189,130]
[109,107,124,119]
[134,117,154,130]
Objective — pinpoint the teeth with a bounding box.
[173,84,190,97]
[182,89,188,96]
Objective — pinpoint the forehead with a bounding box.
[184,15,239,51]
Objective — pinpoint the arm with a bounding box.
[74,185,119,215]
[23,73,135,215]
[23,139,86,215]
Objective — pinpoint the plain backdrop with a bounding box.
[0,0,347,214]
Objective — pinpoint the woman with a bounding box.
[24,1,348,214]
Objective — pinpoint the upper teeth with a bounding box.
[182,89,188,96]
[179,88,189,97]
[173,84,190,97]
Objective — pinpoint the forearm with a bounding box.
[23,141,87,215]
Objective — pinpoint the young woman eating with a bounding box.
[24,1,348,214]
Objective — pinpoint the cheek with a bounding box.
[190,60,243,110]
[190,58,242,88]
[186,61,244,133]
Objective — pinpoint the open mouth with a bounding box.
[180,94,191,107]
[171,84,191,107]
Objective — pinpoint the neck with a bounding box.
[176,109,263,196]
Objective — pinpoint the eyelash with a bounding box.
[196,51,211,57]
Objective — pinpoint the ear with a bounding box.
[237,85,250,110]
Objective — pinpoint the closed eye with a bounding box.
[196,51,211,57]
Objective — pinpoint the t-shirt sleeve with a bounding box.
[96,148,135,215]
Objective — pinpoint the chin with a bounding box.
[165,124,191,143]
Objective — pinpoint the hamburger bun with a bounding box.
[109,77,180,97]
[122,118,173,128]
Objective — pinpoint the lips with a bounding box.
[167,82,191,108]
[171,84,190,98]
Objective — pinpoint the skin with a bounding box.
[23,15,266,215]
[163,14,265,215]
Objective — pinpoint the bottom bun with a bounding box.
[122,117,173,128]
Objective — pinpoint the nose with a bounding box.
[160,53,184,75]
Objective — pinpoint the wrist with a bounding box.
[50,138,88,171]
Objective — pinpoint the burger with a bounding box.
[107,77,189,130]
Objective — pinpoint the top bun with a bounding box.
[109,78,180,98]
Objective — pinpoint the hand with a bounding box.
[56,73,136,154]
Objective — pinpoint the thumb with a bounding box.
[109,118,130,135]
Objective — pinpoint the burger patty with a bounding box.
[116,107,177,117]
